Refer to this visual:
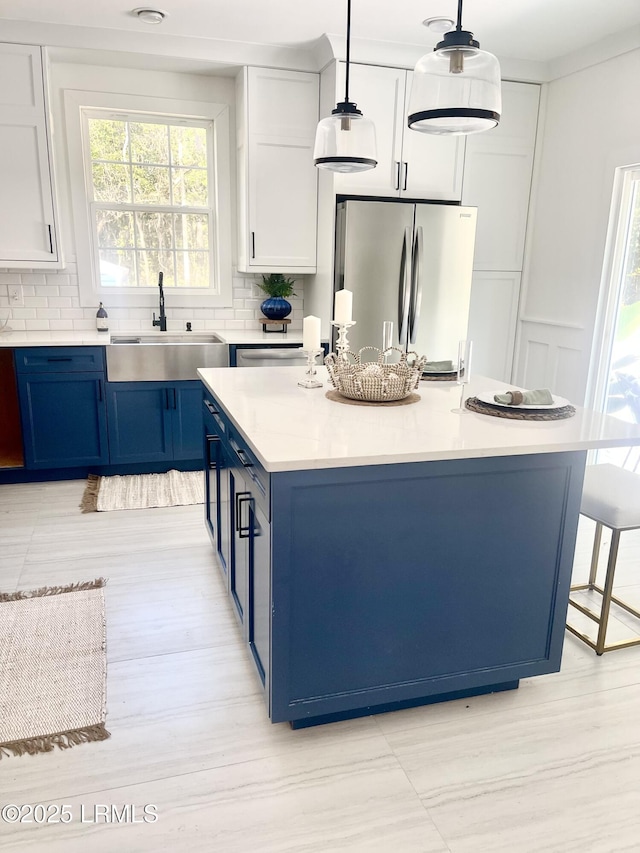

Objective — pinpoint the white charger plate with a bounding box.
[477,391,571,411]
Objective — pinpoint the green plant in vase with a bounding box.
[258,273,297,320]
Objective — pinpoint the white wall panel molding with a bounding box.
[514,318,588,402]
[518,316,585,330]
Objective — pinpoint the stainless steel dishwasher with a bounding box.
[235,347,307,367]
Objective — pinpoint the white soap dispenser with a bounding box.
[96,302,108,332]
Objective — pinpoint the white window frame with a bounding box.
[64,90,232,309]
[586,164,640,412]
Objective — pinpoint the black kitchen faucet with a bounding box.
[152,271,167,331]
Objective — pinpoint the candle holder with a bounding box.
[298,349,324,389]
[331,320,357,360]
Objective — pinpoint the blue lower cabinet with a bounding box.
[18,372,109,469]
[173,382,205,461]
[106,381,203,465]
[106,383,173,464]
[267,451,585,726]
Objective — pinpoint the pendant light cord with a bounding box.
[456,0,463,31]
[344,0,352,104]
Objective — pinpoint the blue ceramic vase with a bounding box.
[260,297,292,320]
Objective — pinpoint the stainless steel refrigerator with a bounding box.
[334,199,477,362]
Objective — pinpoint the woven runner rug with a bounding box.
[81,469,204,513]
[0,579,109,759]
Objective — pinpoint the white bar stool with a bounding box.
[567,463,640,654]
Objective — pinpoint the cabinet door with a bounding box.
[18,372,108,468]
[0,44,59,265]
[172,382,204,462]
[468,271,521,382]
[462,81,540,271]
[204,431,232,581]
[204,429,219,544]
[244,67,318,270]
[230,468,250,627]
[106,382,173,464]
[249,500,270,692]
[401,72,465,201]
[333,63,405,198]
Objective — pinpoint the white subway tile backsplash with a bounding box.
[0,267,306,332]
[21,274,46,286]
[36,284,58,297]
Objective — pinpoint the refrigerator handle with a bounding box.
[409,225,424,345]
[394,161,401,192]
[398,227,411,346]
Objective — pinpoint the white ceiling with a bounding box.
[1,0,639,63]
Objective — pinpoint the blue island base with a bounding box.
[288,680,520,729]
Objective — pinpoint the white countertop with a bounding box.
[0,329,305,347]
[198,366,640,472]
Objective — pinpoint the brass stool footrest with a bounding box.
[567,582,640,654]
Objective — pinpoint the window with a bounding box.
[87,114,212,290]
[587,164,640,466]
[64,91,232,309]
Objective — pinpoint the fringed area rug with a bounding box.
[0,579,109,759]
[81,469,204,513]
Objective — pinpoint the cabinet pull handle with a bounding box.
[236,447,253,467]
[251,231,256,259]
[46,356,72,362]
[394,161,401,191]
[206,434,220,470]
[204,399,220,415]
[235,490,252,536]
[97,379,103,402]
[47,224,54,254]
[403,161,408,191]
[172,388,177,409]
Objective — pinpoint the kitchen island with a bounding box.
[198,366,640,727]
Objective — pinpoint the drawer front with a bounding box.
[203,389,270,519]
[15,347,105,373]
[228,423,270,520]
[203,394,230,438]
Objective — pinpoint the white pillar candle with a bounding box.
[302,315,321,352]
[334,289,353,324]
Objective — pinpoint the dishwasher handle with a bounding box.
[237,349,305,360]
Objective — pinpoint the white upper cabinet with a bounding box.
[0,43,61,267]
[462,81,540,272]
[237,67,319,273]
[333,63,465,201]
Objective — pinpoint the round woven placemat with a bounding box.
[325,390,421,407]
[465,396,576,420]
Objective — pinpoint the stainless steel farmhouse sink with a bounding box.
[106,334,228,381]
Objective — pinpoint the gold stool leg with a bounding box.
[595,529,621,655]
[588,522,603,586]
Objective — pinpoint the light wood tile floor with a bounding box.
[1,479,640,851]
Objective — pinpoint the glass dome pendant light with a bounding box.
[313,0,377,173]
[407,0,501,135]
